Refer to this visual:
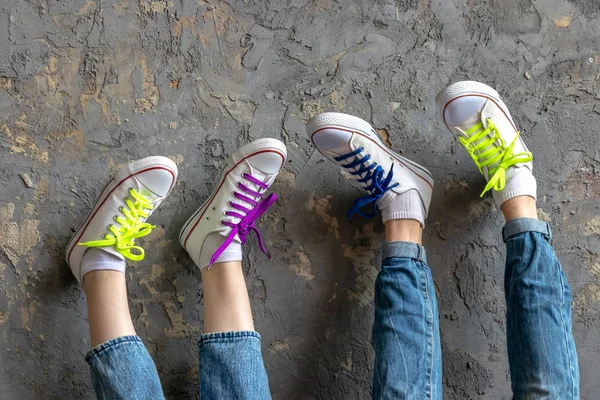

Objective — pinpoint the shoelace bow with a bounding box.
[209,173,275,268]
[462,118,533,197]
[336,147,399,220]
[79,188,155,261]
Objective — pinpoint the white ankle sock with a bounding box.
[198,233,243,270]
[380,189,426,227]
[80,248,126,280]
[492,168,537,208]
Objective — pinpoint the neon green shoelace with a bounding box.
[79,188,155,261]
[461,118,533,197]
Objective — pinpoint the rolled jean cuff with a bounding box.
[85,335,143,363]
[382,241,427,263]
[503,217,552,242]
[199,330,261,346]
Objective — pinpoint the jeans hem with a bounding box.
[382,241,426,263]
[199,330,261,346]
[85,335,142,363]
[503,217,552,242]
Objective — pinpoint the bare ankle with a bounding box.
[500,196,538,222]
[384,219,423,244]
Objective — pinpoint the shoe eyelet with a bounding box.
[113,216,119,222]
[107,224,114,229]
[128,187,134,193]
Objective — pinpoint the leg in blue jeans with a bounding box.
[372,241,442,400]
[503,218,579,399]
[197,261,271,399]
[198,331,271,399]
[83,270,165,400]
[87,336,165,399]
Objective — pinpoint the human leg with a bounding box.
[180,139,288,400]
[306,113,442,399]
[66,157,178,399]
[437,81,579,399]
[502,199,579,398]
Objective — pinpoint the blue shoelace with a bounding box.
[335,147,399,220]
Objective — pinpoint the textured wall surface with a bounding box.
[1,0,600,399]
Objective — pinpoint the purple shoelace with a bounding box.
[209,172,276,268]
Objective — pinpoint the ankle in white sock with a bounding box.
[380,189,426,227]
[80,248,126,281]
[198,233,243,270]
[492,168,537,208]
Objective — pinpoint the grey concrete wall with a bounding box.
[0,0,599,398]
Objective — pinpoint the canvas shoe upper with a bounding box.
[66,156,178,284]
[306,112,434,220]
[179,138,287,270]
[435,81,534,202]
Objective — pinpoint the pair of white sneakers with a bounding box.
[66,81,536,283]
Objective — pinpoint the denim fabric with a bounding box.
[86,335,165,400]
[85,218,579,400]
[372,241,442,400]
[198,331,271,400]
[503,218,579,399]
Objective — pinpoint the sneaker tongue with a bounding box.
[325,143,353,158]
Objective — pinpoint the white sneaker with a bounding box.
[66,156,178,284]
[180,138,287,270]
[435,81,535,206]
[306,112,434,219]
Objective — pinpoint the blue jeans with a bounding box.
[86,218,579,399]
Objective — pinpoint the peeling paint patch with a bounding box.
[150,264,164,281]
[23,204,35,215]
[553,16,571,27]
[575,284,600,310]
[330,89,346,110]
[1,117,49,164]
[168,154,184,165]
[307,195,340,239]
[135,56,160,112]
[0,77,12,90]
[584,251,600,280]
[584,216,600,236]
[344,223,380,307]
[277,168,297,186]
[290,247,315,281]
[268,339,290,355]
[0,203,40,266]
[537,208,551,223]
[340,350,353,372]
[376,128,392,148]
[140,1,174,15]
[301,100,323,120]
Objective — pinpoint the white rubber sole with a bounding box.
[306,112,434,187]
[65,156,177,267]
[435,81,516,130]
[178,138,287,249]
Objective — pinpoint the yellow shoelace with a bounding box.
[79,188,155,261]
[461,118,533,197]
